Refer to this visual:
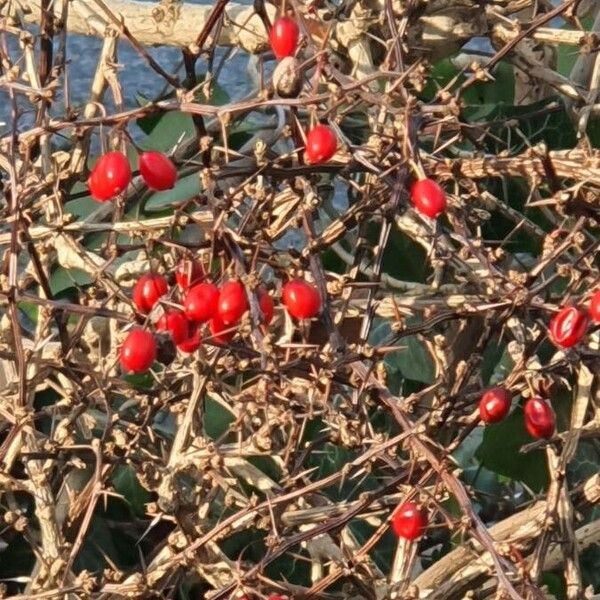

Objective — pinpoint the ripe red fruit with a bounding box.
[88,151,132,201]
[410,178,447,218]
[175,259,204,290]
[132,274,168,314]
[590,291,600,323]
[177,324,202,353]
[266,596,286,600]
[258,288,274,325]
[479,386,512,424]
[217,281,249,326]
[184,282,219,322]
[156,311,189,344]
[282,279,321,319]
[208,316,235,344]
[548,305,588,348]
[524,397,555,439]
[269,16,300,60]
[392,502,427,541]
[120,329,156,373]
[305,125,337,164]
[138,151,177,191]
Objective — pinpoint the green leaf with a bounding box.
[370,321,435,384]
[475,406,549,492]
[122,371,155,389]
[50,266,93,295]
[111,465,151,517]
[137,110,195,152]
[144,173,202,212]
[204,395,235,439]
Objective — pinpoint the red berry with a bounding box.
[88,151,132,201]
[208,316,235,344]
[410,178,447,218]
[132,274,168,314]
[524,397,555,439]
[258,288,274,325]
[120,329,156,373]
[177,324,202,353]
[184,282,219,322]
[156,311,189,344]
[175,259,204,290]
[138,151,177,191]
[217,281,249,326]
[305,125,337,164]
[269,16,300,59]
[391,502,427,541]
[548,305,588,348]
[479,386,512,424]
[282,279,321,319]
[590,291,600,323]
[266,596,286,600]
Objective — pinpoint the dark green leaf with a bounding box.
[475,406,549,492]
[111,465,151,517]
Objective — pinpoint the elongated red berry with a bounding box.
[88,151,132,201]
[524,397,555,439]
[590,291,600,323]
[184,282,219,322]
[132,274,168,314]
[410,178,447,218]
[282,279,320,319]
[218,281,249,326]
[588,290,600,323]
[269,16,300,60]
[177,324,202,353]
[479,386,512,424]
[157,311,189,344]
[392,502,427,541]
[209,316,235,344]
[258,288,274,325]
[139,151,177,191]
[120,329,156,373]
[175,259,204,290]
[548,305,588,348]
[305,125,337,164]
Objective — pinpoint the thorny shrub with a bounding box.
[0,1,599,599]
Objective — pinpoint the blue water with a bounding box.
[0,0,254,134]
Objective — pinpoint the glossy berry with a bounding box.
[88,151,132,201]
[410,178,447,218]
[217,281,249,326]
[392,502,427,541]
[120,329,156,373]
[524,397,555,439]
[177,325,202,353]
[132,274,168,314]
[588,291,600,324]
[139,151,177,191]
[184,282,219,322]
[175,259,204,290]
[479,386,512,424]
[266,596,286,600]
[548,305,588,348]
[269,16,300,60]
[282,279,321,319]
[156,311,189,345]
[305,125,337,164]
[258,288,274,325]
[208,316,235,344]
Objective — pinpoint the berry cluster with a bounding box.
[88,150,176,202]
[478,386,555,439]
[119,261,321,374]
